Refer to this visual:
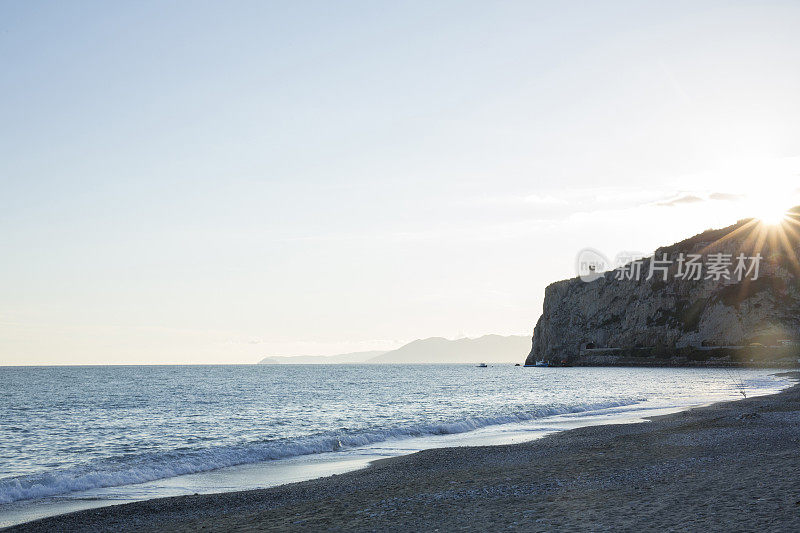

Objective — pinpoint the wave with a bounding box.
[0,398,643,504]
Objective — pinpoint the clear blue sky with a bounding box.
[2,1,800,363]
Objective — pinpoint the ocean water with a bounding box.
[0,365,791,525]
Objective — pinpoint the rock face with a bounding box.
[526,208,800,365]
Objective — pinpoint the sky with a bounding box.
[2,1,800,364]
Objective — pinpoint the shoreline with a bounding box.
[0,393,723,528]
[5,367,780,527]
[7,372,799,532]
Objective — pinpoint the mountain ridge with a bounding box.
[259,334,529,364]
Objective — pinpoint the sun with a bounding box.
[750,201,788,226]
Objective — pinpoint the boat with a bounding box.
[476,362,488,368]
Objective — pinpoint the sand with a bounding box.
[8,374,800,532]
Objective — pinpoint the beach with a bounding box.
[8,372,799,532]
[5,2,800,531]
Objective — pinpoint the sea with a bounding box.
[0,364,792,527]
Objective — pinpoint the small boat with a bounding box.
[533,360,549,367]
[476,362,488,368]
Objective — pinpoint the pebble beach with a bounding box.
[8,373,799,532]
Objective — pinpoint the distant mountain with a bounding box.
[258,335,530,364]
[367,335,529,364]
[258,351,386,364]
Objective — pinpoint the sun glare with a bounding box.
[756,210,787,226]
[749,201,788,226]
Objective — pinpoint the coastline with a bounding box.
[0,387,732,528]
[7,372,799,532]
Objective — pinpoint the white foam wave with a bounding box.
[0,398,643,504]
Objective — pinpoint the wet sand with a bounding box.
[8,375,800,532]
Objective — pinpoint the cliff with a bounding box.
[526,207,800,365]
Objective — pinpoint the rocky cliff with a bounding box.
[526,207,800,365]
